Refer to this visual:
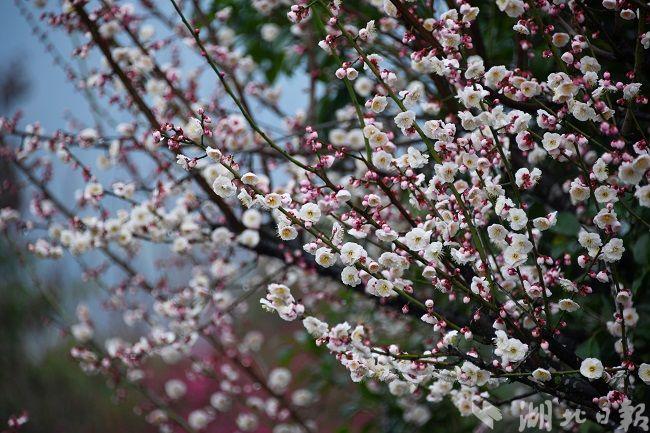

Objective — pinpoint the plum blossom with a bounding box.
[580,358,604,380]
[4,1,650,430]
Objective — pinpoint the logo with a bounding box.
[472,401,503,429]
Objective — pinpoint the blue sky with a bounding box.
[0,2,309,129]
[0,2,94,128]
[0,1,312,347]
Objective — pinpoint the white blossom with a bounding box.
[579,358,604,379]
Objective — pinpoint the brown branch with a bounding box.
[74,4,244,233]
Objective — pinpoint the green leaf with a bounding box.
[576,335,600,359]
[550,212,581,237]
[632,233,650,265]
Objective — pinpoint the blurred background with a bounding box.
[0,3,152,431]
[4,2,648,432]
[0,4,352,433]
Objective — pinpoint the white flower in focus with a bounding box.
[623,82,642,100]
[542,132,563,153]
[299,203,321,223]
[503,339,528,362]
[601,238,624,262]
[593,158,609,181]
[509,233,533,254]
[494,331,528,364]
[464,61,485,80]
[594,208,620,230]
[533,212,557,231]
[488,224,508,244]
[485,65,508,88]
[569,180,590,204]
[368,130,388,148]
[456,85,489,108]
[496,0,525,17]
[368,277,395,297]
[241,172,259,185]
[423,241,443,261]
[315,247,336,268]
[514,167,541,189]
[594,185,617,203]
[278,225,298,240]
[263,193,282,209]
[340,242,365,265]
[212,176,236,197]
[507,208,528,231]
[434,162,458,183]
[341,266,361,286]
[532,368,552,382]
[460,152,479,171]
[504,246,526,267]
[175,154,192,171]
[404,227,430,251]
[394,110,416,131]
[571,101,597,122]
[580,358,604,380]
[520,80,541,97]
[406,146,429,169]
[372,150,393,170]
[578,230,602,255]
[558,299,580,312]
[262,283,303,321]
[370,95,388,113]
[376,227,398,242]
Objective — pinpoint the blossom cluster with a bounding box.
[2,0,650,431]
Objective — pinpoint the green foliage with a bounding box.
[0,345,145,433]
[632,232,650,265]
[550,212,581,237]
[204,0,322,83]
[0,243,144,433]
[477,2,515,66]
